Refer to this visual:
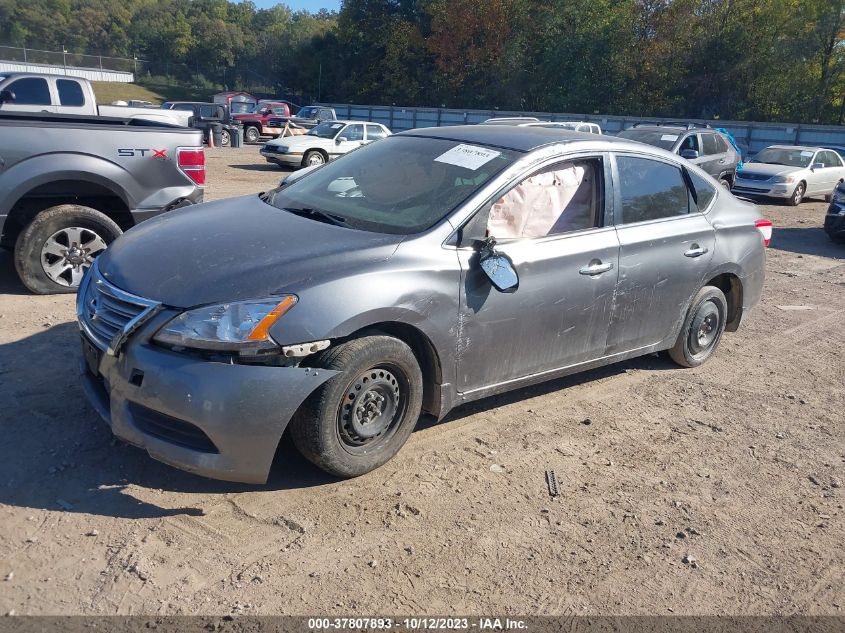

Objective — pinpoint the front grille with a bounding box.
[77,263,161,355]
[129,402,219,453]
[737,173,772,182]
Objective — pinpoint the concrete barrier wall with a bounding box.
[322,103,845,154]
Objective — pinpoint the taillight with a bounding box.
[177,148,205,186]
[755,218,773,247]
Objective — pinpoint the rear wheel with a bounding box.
[290,336,423,478]
[244,126,261,143]
[14,204,121,294]
[787,182,805,206]
[668,286,728,368]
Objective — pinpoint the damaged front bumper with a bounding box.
[78,315,337,484]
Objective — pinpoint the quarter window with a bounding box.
[616,156,690,224]
[486,159,602,239]
[6,77,50,105]
[56,79,84,106]
[686,169,717,211]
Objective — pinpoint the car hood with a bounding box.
[97,196,403,308]
[266,135,333,150]
[739,163,804,178]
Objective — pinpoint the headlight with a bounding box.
[153,296,297,353]
[276,146,290,154]
[772,174,795,184]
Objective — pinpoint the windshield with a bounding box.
[298,106,319,118]
[617,129,680,150]
[308,121,345,138]
[751,147,815,168]
[268,136,519,235]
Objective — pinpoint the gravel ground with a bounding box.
[0,146,842,616]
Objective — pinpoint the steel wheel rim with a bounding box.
[337,365,408,453]
[221,130,231,146]
[40,226,108,287]
[307,153,325,166]
[689,301,720,354]
[246,128,259,142]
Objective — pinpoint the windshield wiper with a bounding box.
[282,206,349,227]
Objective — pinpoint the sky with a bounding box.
[246,0,341,11]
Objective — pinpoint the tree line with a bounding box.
[1,0,844,124]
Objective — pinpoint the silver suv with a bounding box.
[618,123,739,188]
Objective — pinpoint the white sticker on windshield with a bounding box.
[330,123,343,129]
[434,144,501,170]
[660,134,679,142]
[800,151,814,157]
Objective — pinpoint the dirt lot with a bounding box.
[0,146,843,616]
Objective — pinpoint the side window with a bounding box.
[320,109,333,119]
[366,124,387,140]
[678,134,700,153]
[7,78,51,105]
[686,169,717,211]
[714,134,730,153]
[342,124,364,141]
[820,151,841,167]
[701,134,720,155]
[486,159,602,240]
[591,125,600,134]
[616,156,690,224]
[199,105,216,119]
[273,106,286,115]
[56,79,84,106]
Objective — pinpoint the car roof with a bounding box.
[398,124,624,152]
[765,145,826,152]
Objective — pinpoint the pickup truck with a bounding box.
[266,105,337,132]
[0,72,191,127]
[0,111,204,294]
[161,101,240,146]
[233,102,293,143]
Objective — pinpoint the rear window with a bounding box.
[270,136,519,235]
[617,129,680,150]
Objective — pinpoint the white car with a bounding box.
[260,120,392,168]
[733,145,845,205]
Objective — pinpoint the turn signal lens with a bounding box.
[247,295,298,341]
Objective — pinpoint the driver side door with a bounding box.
[455,154,620,394]
[333,123,366,158]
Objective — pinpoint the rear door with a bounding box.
[606,153,716,354]
[364,124,388,143]
[334,123,366,156]
[699,132,732,180]
[0,76,55,112]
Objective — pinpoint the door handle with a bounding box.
[579,261,614,276]
[684,245,709,258]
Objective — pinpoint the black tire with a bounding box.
[244,126,261,143]
[668,285,728,368]
[719,177,731,190]
[290,335,423,477]
[220,129,231,147]
[787,182,805,206]
[302,150,327,167]
[14,204,122,295]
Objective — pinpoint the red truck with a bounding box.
[233,101,293,143]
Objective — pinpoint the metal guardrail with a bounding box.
[0,45,145,76]
[322,103,845,154]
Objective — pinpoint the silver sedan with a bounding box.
[733,145,845,205]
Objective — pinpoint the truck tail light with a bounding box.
[755,219,772,247]
[177,148,205,186]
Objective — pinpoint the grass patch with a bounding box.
[90,81,169,105]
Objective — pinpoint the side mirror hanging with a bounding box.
[478,237,519,293]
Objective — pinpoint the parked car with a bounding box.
[161,101,239,147]
[78,126,769,483]
[732,145,845,206]
[824,180,845,243]
[617,123,739,188]
[0,72,191,127]
[0,111,204,293]
[260,120,391,168]
[233,102,293,143]
[483,118,602,134]
[267,105,338,131]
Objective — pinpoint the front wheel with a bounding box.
[14,204,121,294]
[668,286,728,368]
[787,182,805,206]
[290,336,423,477]
[303,150,326,167]
[244,126,261,143]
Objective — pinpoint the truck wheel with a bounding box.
[220,129,231,147]
[668,285,727,368]
[244,126,260,143]
[303,150,326,167]
[290,336,423,478]
[14,204,121,294]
